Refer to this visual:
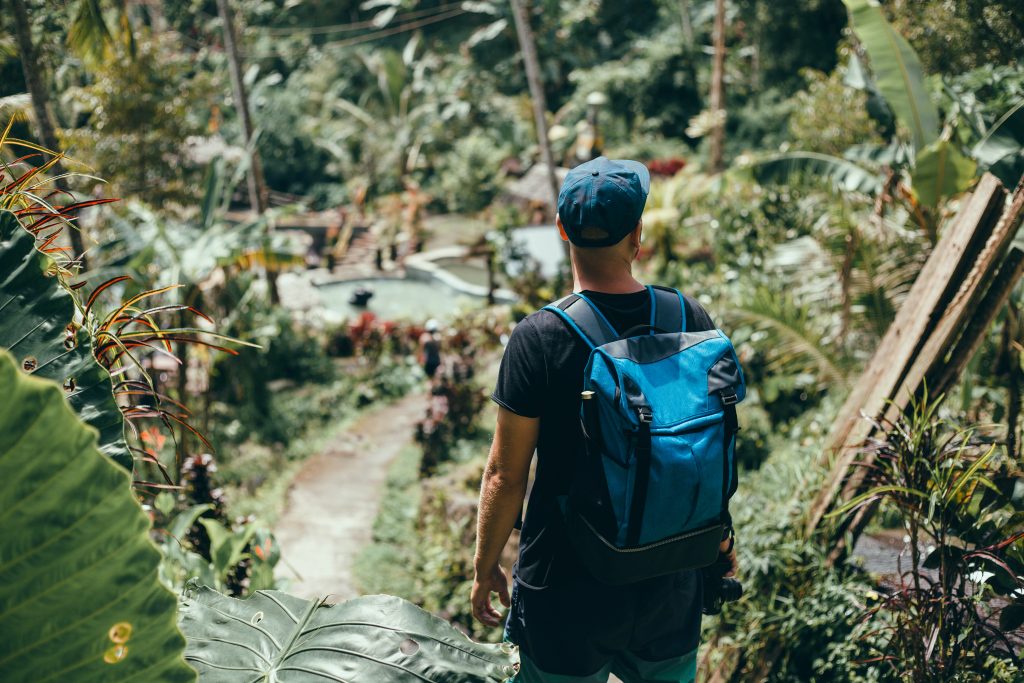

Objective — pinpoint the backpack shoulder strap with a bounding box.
[542,293,618,349]
[649,285,686,333]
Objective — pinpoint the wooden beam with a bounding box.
[931,247,1024,398]
[805,175,1008,537]
[834,247,1024,561]
[837,177,1023,503]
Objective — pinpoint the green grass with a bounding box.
[352,445,424,599]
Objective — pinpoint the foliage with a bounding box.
[415,311,507,474]
[159,501,279,598]
[702,413,890,683]
[787,63,885,157]
[884,0,1024,76]
[59,31,212,204]
[179,584,518,682]
[832,395,1024,681]
[843,0,938,153]
[435,131,513,213]
[0,349,193,682]
[0,208,132,466]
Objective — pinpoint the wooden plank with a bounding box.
[841,177,1024,498]
[931,247,1024,397]
[891,177,1024,413]
[833,247,1024,562]
[805,175,1008,536]
[818,176,1005,459]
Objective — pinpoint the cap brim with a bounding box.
[614,159,651,194]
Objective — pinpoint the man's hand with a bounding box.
[471,563,511,627]
[719,536,738,578]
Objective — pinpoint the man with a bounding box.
[471,157,737,683]
[418,318,443,378]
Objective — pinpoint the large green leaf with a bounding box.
[0,209,132,468]
[751,152,884,196]
[913,140,978,208]
[972,99,1024,189]
[843,0,939,152]
[0,349,193,682]
[180,586,518,682]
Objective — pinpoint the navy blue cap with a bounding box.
[557,156,651,248]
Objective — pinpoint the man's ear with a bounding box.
[632,219,643,247]
[556,214,569,242]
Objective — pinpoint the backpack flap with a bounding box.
[589,330,745,430]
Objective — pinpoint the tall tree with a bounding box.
[509,0,559,212]
[9,0,89,267]
[215,0,268,215]
[707,0,726,173]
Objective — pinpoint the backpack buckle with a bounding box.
[720,390,738,406]
[637,406,653,423]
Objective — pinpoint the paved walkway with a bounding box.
[273,390,426,602]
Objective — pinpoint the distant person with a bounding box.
[419,319,443,378]
[471,158,745,682]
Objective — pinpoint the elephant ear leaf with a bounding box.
[843,0,939,153]
[179,586,519,682]
[0,349,193,682]
[0,209,132,469]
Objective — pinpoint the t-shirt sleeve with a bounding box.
[683,294,716,331]
[491,316,547,418]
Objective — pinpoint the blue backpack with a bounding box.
[544,286,745,584]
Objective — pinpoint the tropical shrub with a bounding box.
[701,424,889,683]
[832,396,1024,681]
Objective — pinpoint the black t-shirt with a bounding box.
[491,288,715,587]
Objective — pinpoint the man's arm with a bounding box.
[471,406,539,627]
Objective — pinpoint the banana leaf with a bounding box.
[179,585,518,682]
[913,140,978,208]
[972,99,1024,189]
[843,0,939,152]
[0,349,194,682]
[751,152,884,196]
[0,209,131,468]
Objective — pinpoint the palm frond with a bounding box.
[728,287,850,389]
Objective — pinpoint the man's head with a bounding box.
[555,157,650,267]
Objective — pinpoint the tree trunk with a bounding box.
[10,0,89,268]
[509,0,560,212]
[215,0,268,215]
[678,0,694,45]
[708,0,726,174]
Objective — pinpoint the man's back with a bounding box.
[492,288,716,588]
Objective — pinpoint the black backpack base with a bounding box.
[562,498,724,585]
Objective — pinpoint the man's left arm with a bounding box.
[471,406,538,627]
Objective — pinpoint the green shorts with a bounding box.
[516,649,696,683]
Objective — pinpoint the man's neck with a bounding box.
[571,263,644,294]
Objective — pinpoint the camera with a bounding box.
[701,554,743,616]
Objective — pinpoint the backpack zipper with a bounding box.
[579,514,720,553]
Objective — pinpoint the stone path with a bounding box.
[273,390,426,602]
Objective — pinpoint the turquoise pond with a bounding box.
[316,278,485,320]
